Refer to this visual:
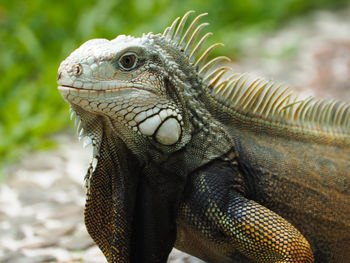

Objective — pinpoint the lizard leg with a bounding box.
[182,159,314,263]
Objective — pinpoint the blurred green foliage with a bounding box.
[0,0,349,177]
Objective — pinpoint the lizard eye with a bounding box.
[72,64,82,76]
[119,53,137,70]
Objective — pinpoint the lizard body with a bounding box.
[57,12,350,262]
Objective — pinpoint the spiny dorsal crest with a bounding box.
[159,11,350,136]
[209,73,350,135]
[160,11,230,76]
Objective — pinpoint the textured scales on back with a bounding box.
[57,10,349,263]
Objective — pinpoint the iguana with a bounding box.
[57,11,350,263]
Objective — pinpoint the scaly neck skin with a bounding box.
[84,131,137,262]
[81,111,191,262]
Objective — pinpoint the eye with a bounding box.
[119,53,137,70]
[72,64,82,76]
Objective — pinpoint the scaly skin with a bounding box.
[57,12,349,263]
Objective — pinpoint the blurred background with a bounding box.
[0,0,349,262]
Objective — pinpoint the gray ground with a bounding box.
[1,7,349,263]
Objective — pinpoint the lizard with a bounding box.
[57,11,350,263]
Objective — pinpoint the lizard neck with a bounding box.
[84,132,140,262]
[183,122,236,172]
[83,116,191,262]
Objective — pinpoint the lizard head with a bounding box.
[57,11,231,157]
[57,33,191,154]
[57,11,232,262]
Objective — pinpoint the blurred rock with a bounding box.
[1,252,56,263]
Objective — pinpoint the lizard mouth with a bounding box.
[58,85,108,92]
[59,85,82,89]
[58,84,157,95]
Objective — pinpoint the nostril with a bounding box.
[57,72,62,81]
